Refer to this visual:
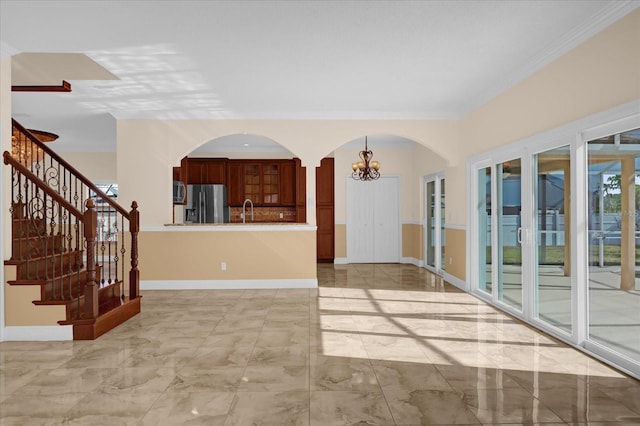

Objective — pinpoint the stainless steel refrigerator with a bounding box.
[184,184,229,223]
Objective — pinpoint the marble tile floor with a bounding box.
[1,263,639,425]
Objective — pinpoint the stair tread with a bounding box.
[33,280,122,305]
[8,266,98,285]
[58,295,138,325]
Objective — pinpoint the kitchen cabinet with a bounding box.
[178,157,299,208]
[316,158,334,262]
[294,158,306,223]
[227,161,244,206]
[227,160,297,207]
[186,158,226,184]
[280,161,295,206]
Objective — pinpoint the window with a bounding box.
[89,183,118,242]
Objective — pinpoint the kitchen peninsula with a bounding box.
[172,156,334,259]
[136,157,332,291]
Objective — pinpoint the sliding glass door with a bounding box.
[424,175,445,273]
[470,116,640,378]
[478,166,492,295]
[474,157,525,313]
[497,158,523,311]
[534,146,572,333]
[586,128,640,364]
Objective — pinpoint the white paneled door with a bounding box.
[347,176,400,263]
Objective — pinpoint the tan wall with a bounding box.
[444,228,466,281]
[334,224,346,259]
[3,266,66,326]
[402,223,423,260]
[138,229,317,280]
[117,120,459,227]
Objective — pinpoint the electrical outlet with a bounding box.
[279,212,284,219]
[449,257,453,265]
[221,262,227,271]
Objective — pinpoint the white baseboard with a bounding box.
[140,279,318,290]
[334,257,423,266]
[443,272,467,291]
[2,325,73,341]
[401,257,424,267]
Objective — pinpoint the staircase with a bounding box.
[4,119,141,340]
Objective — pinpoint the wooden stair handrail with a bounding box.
[4,151,83,220]
[12,119,130,219]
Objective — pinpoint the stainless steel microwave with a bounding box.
[172,180,186,204]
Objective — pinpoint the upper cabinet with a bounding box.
[227,161,244,206]
[185,158,227,184]
[279,161,295,206]
[228,160,296,207]
[177,157,298,208]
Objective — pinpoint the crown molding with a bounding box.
[459,1,640,118]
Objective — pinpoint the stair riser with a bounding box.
[16,251,83,281]
[42,266,103,301]
[66,282,123,320]
[12,235,64,259]
[12,219,47,238]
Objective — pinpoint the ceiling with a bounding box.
[1,0,638,152]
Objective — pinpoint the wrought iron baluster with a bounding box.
[113,213,120,284]
[23,176,32,278]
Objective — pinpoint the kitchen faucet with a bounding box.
[242,198,254,223]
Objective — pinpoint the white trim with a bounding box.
[2,325,73,341]
[145,224,317,232]
[443,272,467,291]
[574,133,588,346]
[141,278,318,290]
[444,223,466,230]
[583,340,640,380]
[335,257,425,267]
[581,109,640,142]
[401,257,423,267]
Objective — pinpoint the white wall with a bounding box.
[1,55,11,339]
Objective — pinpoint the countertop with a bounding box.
[148,222,317,232]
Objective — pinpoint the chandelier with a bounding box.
[351,136,380,181]
[11,128,58,166]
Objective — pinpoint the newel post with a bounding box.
[83,199,99,319]
[129,201,140,299]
